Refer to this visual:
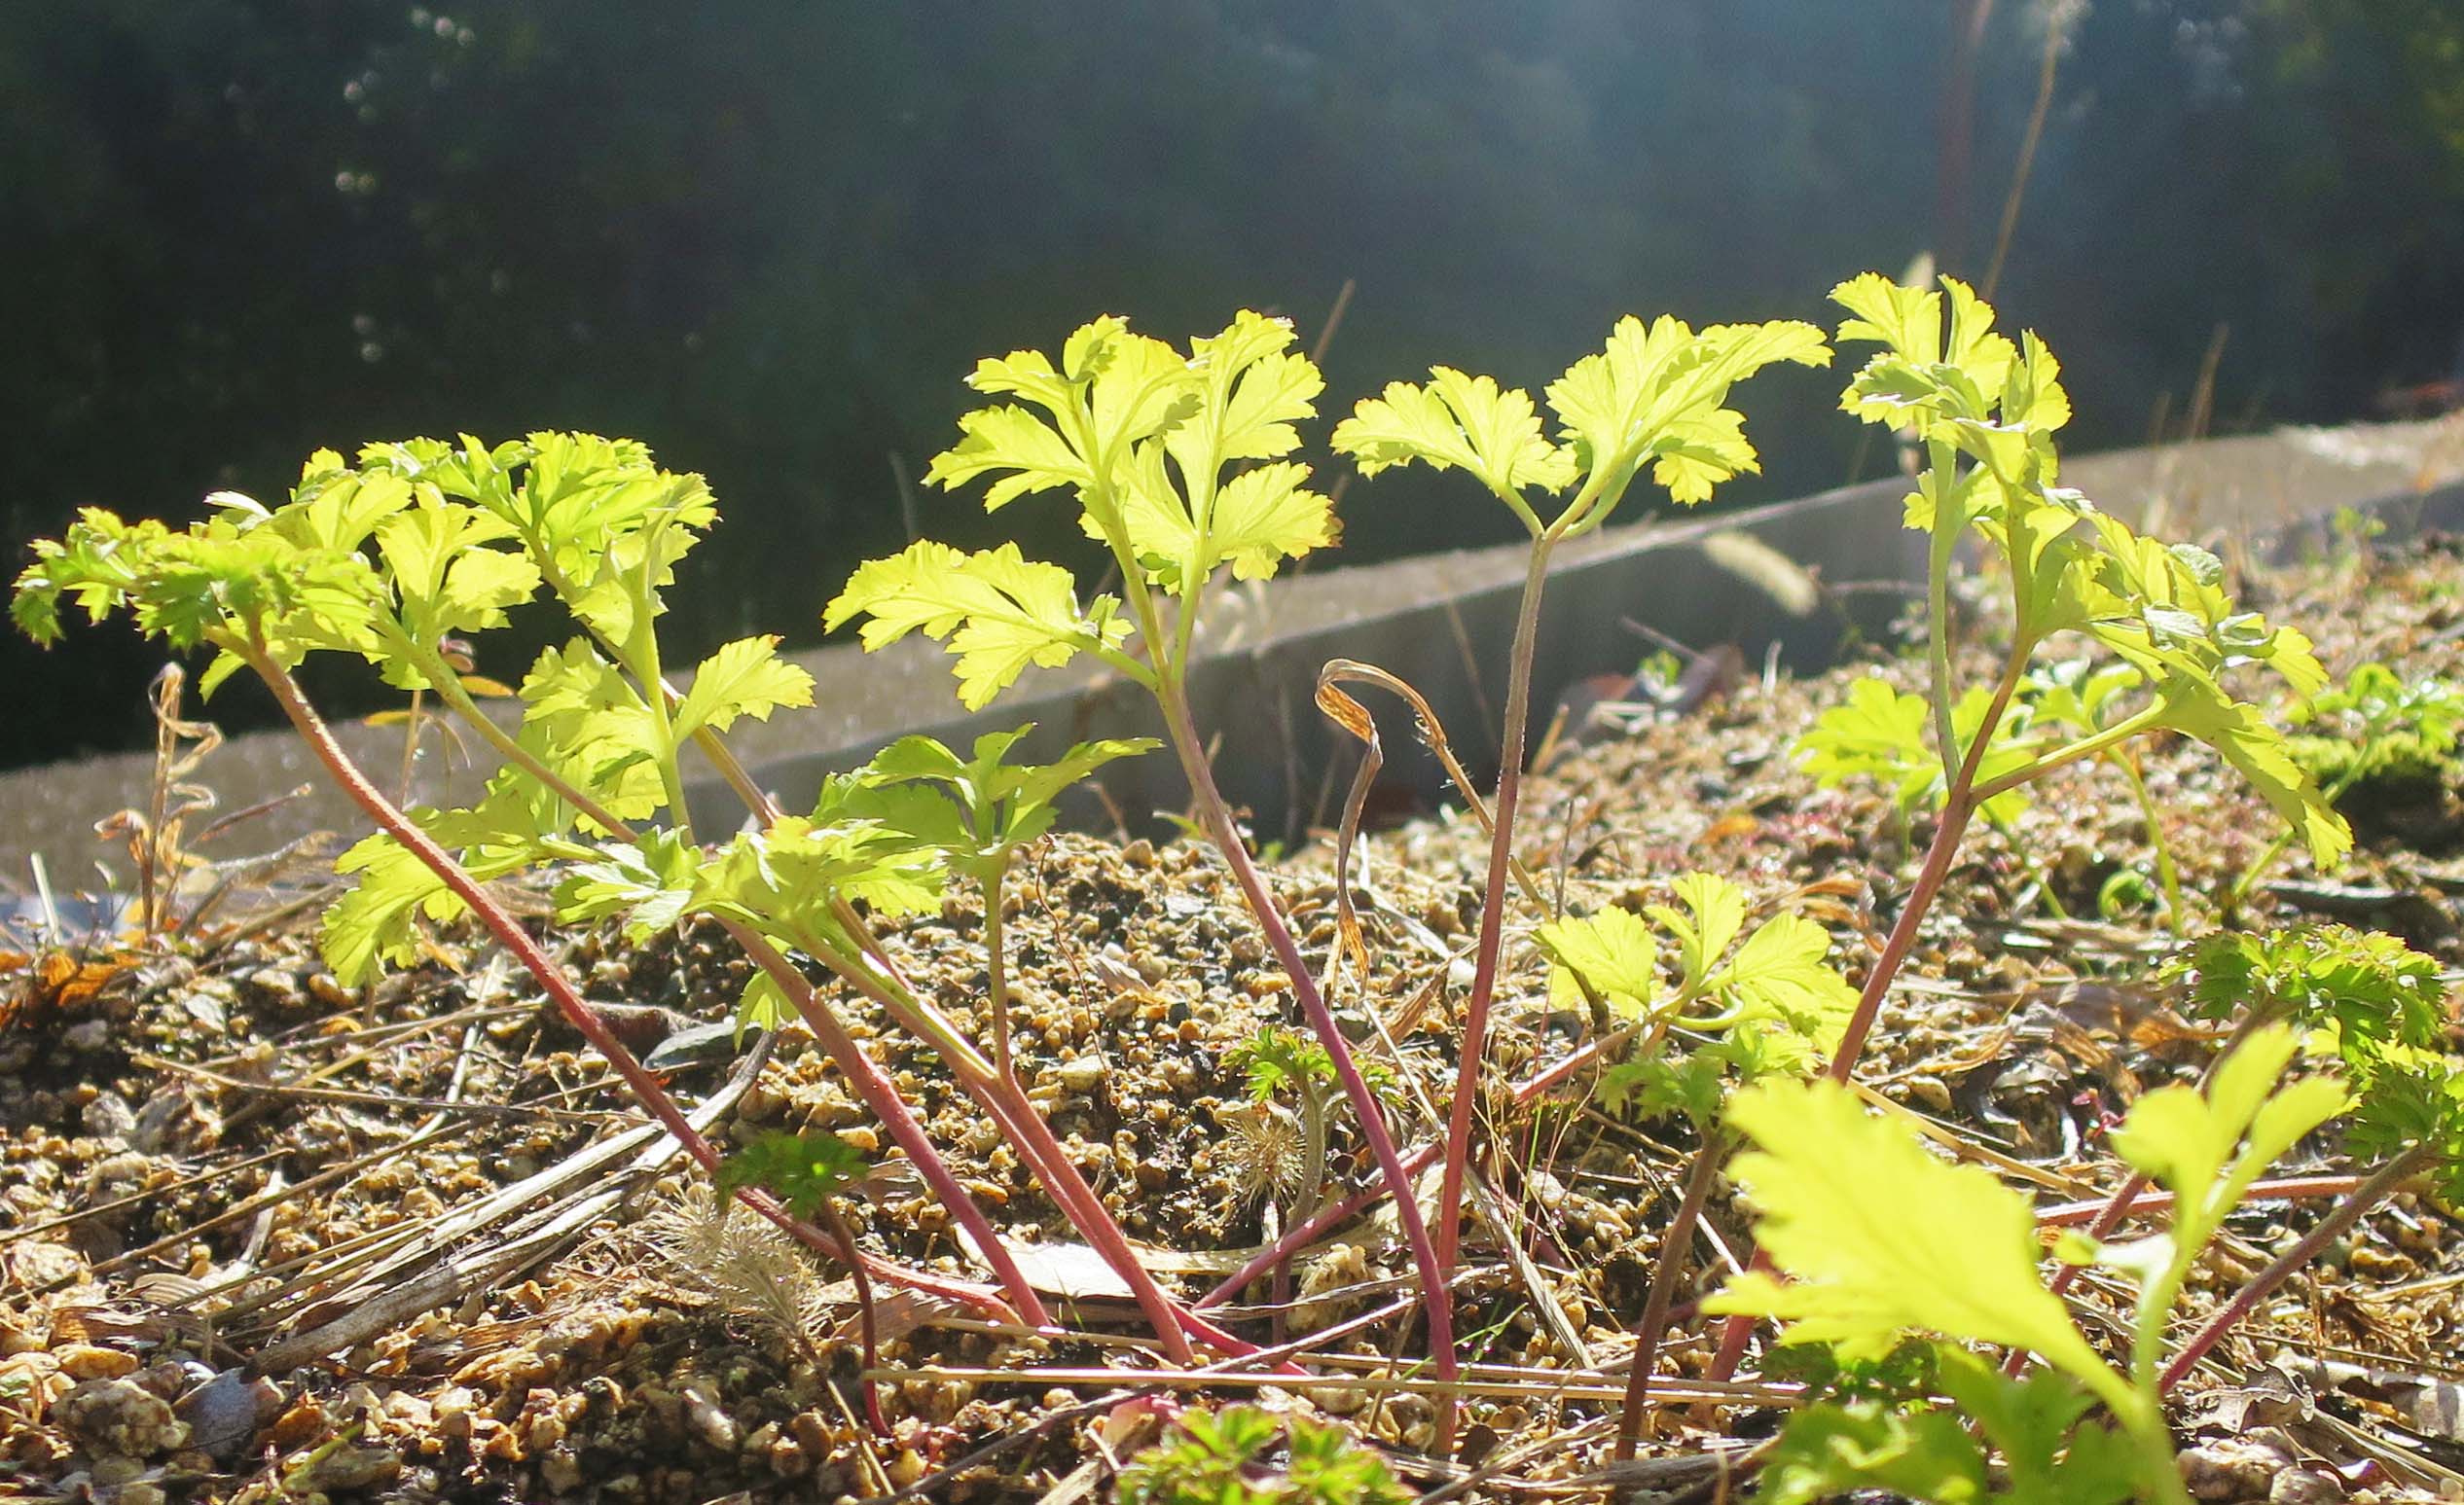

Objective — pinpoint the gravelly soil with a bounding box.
[5,535,2464,1504]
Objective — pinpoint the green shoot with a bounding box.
[1115,1405,1408,1505]
[821,726,1155,1076]
[830,311,1456,1409]
[1706,1023,2347,1504]
[1330,315,1829,1348]
[1535,872,1857,1458]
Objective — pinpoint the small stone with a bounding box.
[540,1445,585,1493]
[81,1092,137,1143]
[2271,1471,2346,1505]
[56,1377,189,1459]
[683,1392,740,1452]
[54,1344,138,1381]
[1053,1055,1109,1093]
[303,1445,401,1493]
[121,1485,166,1505]
[2181,1437,2293,1501]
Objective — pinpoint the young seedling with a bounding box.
[2146,924,2464,1390]
[1705,1022,2349,1504]
[713,1128,888,1436]
[820,726,1155,1080]
[13,437,1064,1336]
[1327,316,1830,1327]
[1533,872,1858,1458]
[2231,660,2464,908]
[1708,272,2351,1381]
[826,314,1454,1395]
[1115,1403,1409,1505]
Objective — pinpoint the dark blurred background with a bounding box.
[8,0,2462,769]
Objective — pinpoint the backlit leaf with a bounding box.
[672,635,815,740]
[1703,1077,2122,1400]
[825,540,1134,709]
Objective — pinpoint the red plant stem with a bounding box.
[823,1198,891,1438]
[421,662,1060,1327]
[1440,543,1553,1280]
[2008,1008,2285,1376]
[714,923,1055,1328]
[2158,1143,2436,1394]
[243,643,1009,1319]
[1198,1141,1444,1310]
[1616,1129,1731,1461]
[1705,657,2024,1383]
[1153,680,1458,1408]
[963,1062,1273,1365]
[768,911,1267,1366]
[2034,1173,2368,1231]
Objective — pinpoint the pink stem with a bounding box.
[1440,544,1552,1280]
[1156,681,1457,1415]
[245,642,1011,1319]
[717,924,1054,1326]
[2158,1145,2435,1394]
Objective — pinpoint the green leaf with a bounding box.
[717,1129,870,1221]
[825,540,1134,709]
[1649,872,1747,996]
[1936,1352,2142,1505]
[1831,274,2021,441]
[1536,905,1659,1020]
[2167,924,2448,1063]
[1758,1399,1989,1505]
[1545,316,1830,508]
[1170,309,1323,473]
[1331,367,1578,503]
[2109,1022,2348,1260]
[1229,1023,1337,1105]
[673,635,816,740]
[1703,1077,2123,1401]
[372,495,539,665]
[1795,676,2035,824]
[832,725,1157,871]
[1120,457,1337,589]
[1699,910,1858,1053]
[554,829,707,941]
[320,829,468,985]
[929,315,1199,515]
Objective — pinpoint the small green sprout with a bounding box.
[821,726,1155,1076]
[1537,872,1857,1127]
[1116,1405,1407,1505]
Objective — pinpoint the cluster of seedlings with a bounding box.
[16,272,2464,1502]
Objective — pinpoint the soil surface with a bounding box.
[6,534,2464,1504]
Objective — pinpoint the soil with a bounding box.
[6,534,2464,1504]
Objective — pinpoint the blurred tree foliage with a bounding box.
[5,1,2460,765]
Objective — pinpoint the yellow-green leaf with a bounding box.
[825,540,1132,710]
[1537,905,1660,1020]
[1703,1077,2123,1402]
[1331,367,1577,504]
[673,634,816,740]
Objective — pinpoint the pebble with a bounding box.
[54,1344,138,1381]
[303,1445,403,1493]
[80,1092,137,1143]
[1053,1055,1109,1092]
[56,1378,189,1459]
[2271,1470,2346,1505]
[2180,1436,2294,1500]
